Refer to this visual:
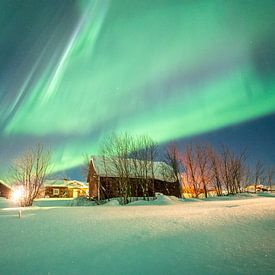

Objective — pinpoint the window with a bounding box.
[53,188,59,195]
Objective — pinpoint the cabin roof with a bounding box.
[0,180,13,190]
[90,155,176,183]
[44,180,88,189]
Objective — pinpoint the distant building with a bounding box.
[181,173,218,198]
[182,185,218,198]
[268,185,275,192]
[87,156,181,200]
[39,179,88,198]
[0,180,13,199]
[244,184,268,193]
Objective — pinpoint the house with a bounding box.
[181,173,218,198]
[0,180,13,199]
[40,179,88,198]
[182,184,218,198]
[244,184,268,193]
[87,156,181,200]
[268,185,275,192]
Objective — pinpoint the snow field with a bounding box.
[0,196,274,275]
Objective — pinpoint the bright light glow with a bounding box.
[11,186,25,203]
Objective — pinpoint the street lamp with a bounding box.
[11,186,25,219]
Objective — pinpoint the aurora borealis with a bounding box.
[0,0,275,178]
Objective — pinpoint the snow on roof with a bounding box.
[0,180,13,190]
[44,180,88,189]
[91,155,176,183]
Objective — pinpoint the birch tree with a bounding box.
[11,144,51,207]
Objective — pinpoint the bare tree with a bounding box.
[10,144,51,207]
[219,145,248,195]
[195,144,213,198]
[243,165,252,190]
[266,166,274,192]
[100,133,129,204]
[164,143,182,186]
[137,135,158,200]
[219,145,232,195]
[233,149,247,193]
[82,153,90,181]
[99,133,159,204]
[182,144,200,198]
[207,146,223,196]
[254,161,265,193]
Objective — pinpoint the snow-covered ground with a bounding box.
[0,195,274,275]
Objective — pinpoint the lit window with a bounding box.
[53,189,59,195]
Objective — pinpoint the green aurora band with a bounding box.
[1,0,275,174]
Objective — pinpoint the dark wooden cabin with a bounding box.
[0,180,12,199]
[87,156,181,200]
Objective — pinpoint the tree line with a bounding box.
[6,134,275,206]
[176,143,274,198]
[95,133,274,201]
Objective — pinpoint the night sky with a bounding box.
[0,0,274,180]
